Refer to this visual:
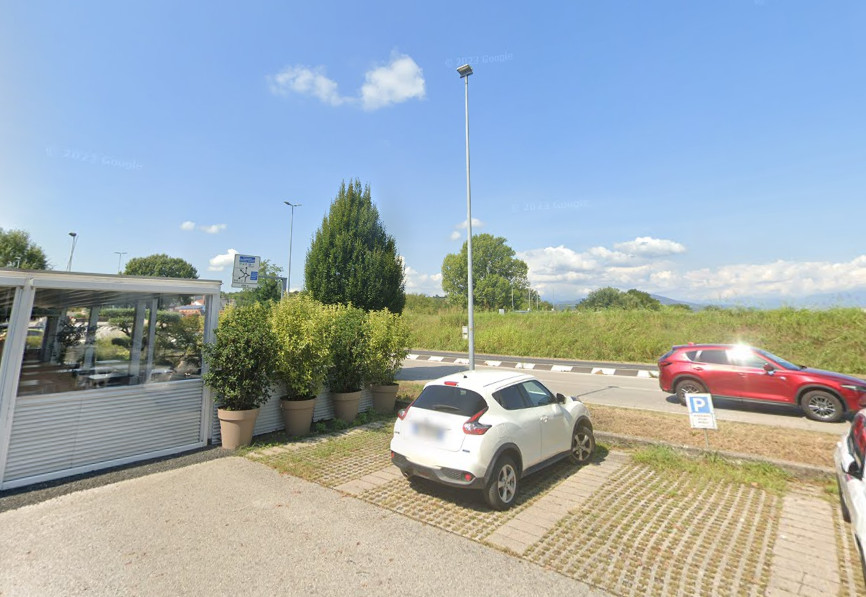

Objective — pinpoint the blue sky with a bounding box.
[2,1,865,305]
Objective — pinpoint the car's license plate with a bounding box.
[411,421,445,442]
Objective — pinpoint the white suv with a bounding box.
[835,409,866,582]
[390,369,595,510]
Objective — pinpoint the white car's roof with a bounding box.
[426,369,534,395]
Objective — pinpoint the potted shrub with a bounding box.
[202,303,276,449]
[363,309,410,413]
[326,303,367,422]
[270,294,333,436]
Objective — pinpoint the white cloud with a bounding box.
[614,237,686,258]
[208,249,238,272]
[268,53,425,111]
[679,257,866,300]
[519,235,866,303]
[403,265,443,295]
[360,54,426,110]
[199,224,227,234]
[180,221,196,231]
[268,66,347,106]
[457,217,484,230]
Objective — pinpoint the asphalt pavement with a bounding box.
[0,457,606,597]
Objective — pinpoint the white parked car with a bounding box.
[390,369,595,510]
[834,408,866,581]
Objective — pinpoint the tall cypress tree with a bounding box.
[305,179,406,313]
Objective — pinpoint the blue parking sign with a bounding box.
[686,393,717,430]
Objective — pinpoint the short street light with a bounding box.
[458,63,475,370]
[283,201,302,294]
[66,232,78,272]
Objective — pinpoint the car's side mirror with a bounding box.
[555,393,566,404]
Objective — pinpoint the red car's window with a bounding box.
[696,350,729,365]
[727,350,767,369]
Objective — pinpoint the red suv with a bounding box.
[658,344,866,423]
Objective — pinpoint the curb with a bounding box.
[407,353,660,379]
[596,430,833,481]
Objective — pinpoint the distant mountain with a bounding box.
[550,291,866,311]
[649,294,705,310]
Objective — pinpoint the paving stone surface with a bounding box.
[335,464,403,495]
[768,486,841,596]
[486,452,628,554]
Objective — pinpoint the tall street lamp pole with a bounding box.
[66,232,78,272]
[114,251,127,274]
[457,63,475,370]
[283,201,302,294]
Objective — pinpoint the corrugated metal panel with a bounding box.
[4,380,205,483]
[210,386,374,444]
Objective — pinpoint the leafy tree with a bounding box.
[441,234,529,310]
[0,228,48,269]
[579,287,662,311]
[305,179,405,313]
[124,254,198,279]
[233,259,283,306]
[623,289,661,310]
[404,293,448,314]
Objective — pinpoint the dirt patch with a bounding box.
[589,404,837,468]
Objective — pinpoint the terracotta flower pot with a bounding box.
[280,397,316,436]
[331,390,361,422]
[217,408,260,450]
[370,383,399,414]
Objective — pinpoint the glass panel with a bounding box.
[521,380,555,407]
[412,385,487,416]
[493,384,528,410]
[696,350,729,365]
[17,289,206,395]
[0,286,15,366]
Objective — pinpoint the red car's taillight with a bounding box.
[462,407,491,435]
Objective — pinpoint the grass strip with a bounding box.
[632,445,790,495]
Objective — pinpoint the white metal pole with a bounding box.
[463,72,475,371]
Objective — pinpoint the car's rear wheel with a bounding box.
[484,455,519,511]
[801,390,844,422]
[839,477,852,523]
[569,423,595,464]
[674,378,707,406]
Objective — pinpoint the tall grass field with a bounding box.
[403,306,866,375]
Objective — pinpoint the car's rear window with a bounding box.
[412,385,487,417]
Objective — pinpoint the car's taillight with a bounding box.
[397,405,410,420]
[462,407,491,435]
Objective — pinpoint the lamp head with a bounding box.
[457,64,473,78]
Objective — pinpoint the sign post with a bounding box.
[685,392,717,451]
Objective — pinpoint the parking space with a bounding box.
[248,424,866,597]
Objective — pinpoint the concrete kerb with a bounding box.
[596,430,833,481]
